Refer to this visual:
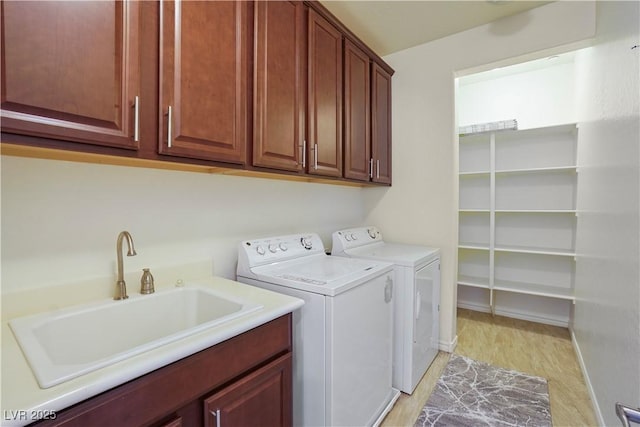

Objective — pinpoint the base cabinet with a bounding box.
[31,315,292,427]
[204,354,291,427]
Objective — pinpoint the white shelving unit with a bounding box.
[457,123,578,326]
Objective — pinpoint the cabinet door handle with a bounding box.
[167,105,173,148]
[314,143,318,170]
[369,158,373,179]
[133,96,140,142]
[376,159,380,179]
[209,409,221,427]
[302,140,307,168]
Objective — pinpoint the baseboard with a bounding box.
[457,301,491,313]
[439,334,458,353]
[570,327,605,426]
[493,307,569,328]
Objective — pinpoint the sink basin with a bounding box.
[9,286,263,388]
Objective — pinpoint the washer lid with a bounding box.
[345,242,440,268]
[250,254,392,296]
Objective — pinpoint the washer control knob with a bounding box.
[279,243,288,251]
[300,236,313,250]
[268,244,278,253]
[256,245,266,255]
[367,228,377,239]
[351,233,358,241]
[345,234,352,242]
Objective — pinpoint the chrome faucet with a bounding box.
[114,231,137,300]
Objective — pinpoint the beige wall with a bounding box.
[573,1,640,424]
[1,156,366,294]
[365,1,596,350]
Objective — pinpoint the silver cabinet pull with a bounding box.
[314,143,318,170]
[167,105,173,148]
[369,158,373,179]
[616,403,640,427]
[209,409,221,427]
[376,159,380,179]
[302,140,307,168]
[133,96,140,142]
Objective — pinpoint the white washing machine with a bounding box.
[237,233,400,427]
[332,226,441,395]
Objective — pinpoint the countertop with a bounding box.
[1,276,304,426]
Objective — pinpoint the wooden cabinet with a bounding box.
[371,63,392,185]
[307,9,343,178]
[159,0,249,164]
[31,315,292,427]
[253,0,306,172]
[1,1,141,150]
[1,0,394,186]
[204,354,291,427]
[343,44,393,185]
[343,40,371,182]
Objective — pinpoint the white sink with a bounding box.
[9,286,263,388]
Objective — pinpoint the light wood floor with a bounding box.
[381,308,597,427]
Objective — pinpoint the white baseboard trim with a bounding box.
[457,303,569,328]
[493,307,569,328]
[439,334,458,353]
[457,301,490,313]
[570,327,605,426]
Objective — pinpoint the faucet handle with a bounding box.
[140,268,155,294]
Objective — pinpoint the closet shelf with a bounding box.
[494,209,576,214]
[457,122,578,324]
[493,279,575,301]
[458,243,490,251]
[459,170,490,176]
[494,244,576,257]
[458,275,490,289]
[494,165,577,175]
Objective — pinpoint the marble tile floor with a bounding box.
[381,308,597,427]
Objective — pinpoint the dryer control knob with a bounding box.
[279,243,288,251]
[367,228,377,239]
[345,234,352,241]
[351,233,358,240]
[301,236,313,250]
[268,244,278,253]
[256,245,266,255]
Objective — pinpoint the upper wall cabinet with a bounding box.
[371,63,392,185]
[1,1,141,150]
[253,0,306,172]
[159,1,249,164]
[343,39,371,182]
[307,9,343,178]
[343,43,393,185]
[1,0,394,186]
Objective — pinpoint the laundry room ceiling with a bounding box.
[319,1,552,57]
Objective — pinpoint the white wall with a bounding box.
[458,58,576,129]
[0,156,366,293]
[573,1,640,425]
[366,1,596,350]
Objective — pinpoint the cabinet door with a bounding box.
[307,9,343,178]
[253,1,305,172]
[204,353,292,427]
[343,40,371,182]
[1,1,140,150]
[371,63,392,184]
[159,1,248,163]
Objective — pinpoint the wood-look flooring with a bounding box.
[381,308,598,427]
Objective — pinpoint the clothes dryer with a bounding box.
[332,226,440,394]
[237,233,399,427]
